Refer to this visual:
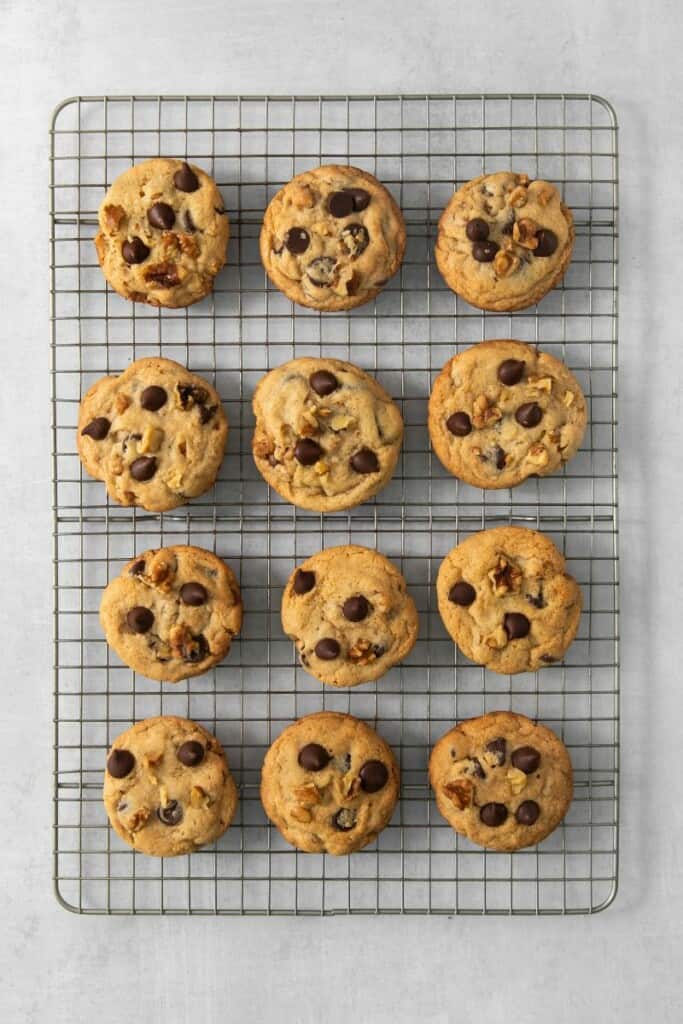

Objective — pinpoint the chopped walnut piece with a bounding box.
[528,443,549,467]
[177,234,199,257]
[253,434,275,460]
[508,185,528,208]
[348,639,382,665]
[149,555,171,584]
[314,461,329,476]
[190,785,210,808]
[115,393,131,414]
[291,184,315,209]
[507,767,527,794]
[139,426,164,454]
[517,173,530,187]
[103,204,126,231]
[472,394,502,429]
[293,784,321,807]
[562,389,576,407]
[526,375,553,393]
[290,806,312,823]
[512,218,539,249]
[485,625,508,650]
[535,183,555,207]
[493,249,521,278]
[110,454,124,476]
[488,556,523,596]
[329,413,354,432]
[126,807,151,833]
[443,778,474,810]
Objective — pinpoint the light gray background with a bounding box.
[1,1,680,1021]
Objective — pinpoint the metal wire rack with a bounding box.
[51,94,619,915]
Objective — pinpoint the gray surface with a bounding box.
[0,0,680,1020]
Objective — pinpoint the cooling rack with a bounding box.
[51,94,619,915]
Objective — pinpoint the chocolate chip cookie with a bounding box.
[100,545,242,683]
[78,357,228,512]
[260,165,405,311]
[95,158,229,307]
[428,340,587,489]
[429,711,573,851]
[436,527,582,674]
[103,716,238,857]
[281,545,418,687]
[435,172,574,311]
[252,357,403,512]
[260,712,399,855]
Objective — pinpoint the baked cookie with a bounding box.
[95,157,229,307]
[103,716,238,857]
[100,545,242,683]
[435,172,574,311]
[429,711,573,851]
[281,545,418,687]
[260,165,405,311]
[252,357,403,512]
[428,340,587,489]
[260,712,399,855]
[78,357,228,512]
[436,527,582,674]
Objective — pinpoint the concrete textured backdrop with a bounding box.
[1,1,681,1021]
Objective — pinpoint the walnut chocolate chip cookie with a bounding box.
[100,545,242,683]
[260,164,405,311]
[436,527,582,674]
[429,711,573,851]
[95,158,229,307]
[281,545,418,687]
[77,357,227,512]
[103,716,238,857]
[435,172,574,311]
[428,340,587,489]
[260,712,399,855]
[252,357,403,512]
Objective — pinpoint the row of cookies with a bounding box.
[96,159,574,313]
[104,710,573,858]
[99,528,581,682]
[78,344,587,512]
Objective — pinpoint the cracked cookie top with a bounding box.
[95,158,229,308]
[103,716,238,857]
[259,165,405,311]
[429,711,573,851]
[260,712,399,855]
[428,340,587,489]
[99,545,242,683]
[77,357,228,512]
[436,527,582,675]
[281,545,419,687]
[435,172,574,311]
[251,357,403,512]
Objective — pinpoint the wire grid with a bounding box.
[50,94,619,916]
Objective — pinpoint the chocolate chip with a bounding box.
[130,559,145,576]
[315,637,340,660]
[284,227,310,254]
[359,760,388,793]
[472,239,499,262]
[485,738,507,766]
[182,633,209,663]
[180,582,208,606]
[183,210,197,233]
[342,595,369,621]
[294,437,323,465]
[107,749,135,778]
[130,456,158,481]
[328,191,355,218]
[122,237,150,264]
[350,448,379,474]
[306,256,337,287]
[494,446,506,470]
[515,402,543,428]
[199,404,216,424]
[293,569,315,595]
[157,800,183,826]
[340,223,369,258]
[467,758,486,779]
[540,653,556,663]
[333,808,357,831]
[140,385,167,411]
[148,202,176,230]
[535,229,558,257]
[511,746,540,774]
[298,743,330,771]
[345,187,370,211]
[449,581,476,606]
[446,412,472,437]
[527,587,545,609]
[503,612,530,640]
[174,162,200,192]
[497,359,525,386]
[515,800,540,825]
[177,740,205,766]
[178,384,208,409]
[479,802,508,827]
[126,606,154,633]
[309,370,339,396]
[81,417,110,441]
[466,218,489,241]
[501,213,516,236]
